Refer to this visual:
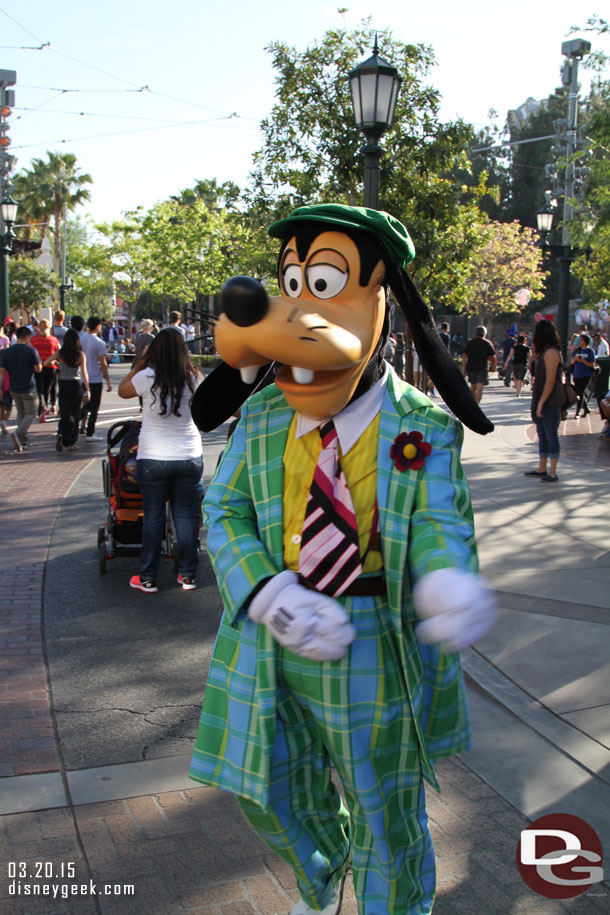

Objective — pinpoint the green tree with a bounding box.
[463,220,547,324]
[505,90,569,228]
[96,214,150,332]
[464,116,511,222]
[139,198,252,312]
[66,224,115,319]
[18,152,93,273]
[12,169,53,246]
[245,22,495,307]
[170,178,241,211]
[8,256,59,319]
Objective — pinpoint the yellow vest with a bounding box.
[283,414,383,574]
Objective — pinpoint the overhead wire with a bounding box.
[1,7,260,126]
[15,106,219,123]
[12,114,258,150]
[12,91,68,124]
[0,6,47,44]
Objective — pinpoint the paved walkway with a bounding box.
[0,376,609,913]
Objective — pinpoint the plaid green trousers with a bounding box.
[237,594,436,915]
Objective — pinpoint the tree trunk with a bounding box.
[53,197,62,274]
[126,297,135,343]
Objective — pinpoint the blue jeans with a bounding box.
[535,406,561,459]
[136,457,203,583]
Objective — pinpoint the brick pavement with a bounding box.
[1,414,609,913]
[1,425,97,778]
[1,759,608,914]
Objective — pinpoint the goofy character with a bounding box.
[189,205,496,914]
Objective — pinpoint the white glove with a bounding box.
[248,570,357,661]
[413,568,497,652]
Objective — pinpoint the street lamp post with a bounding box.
[536,205,574,361]
[348,36,402,210]
[0,193,18,324]
[59,277,74,311]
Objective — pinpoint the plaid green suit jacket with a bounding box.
[190,369,478,808]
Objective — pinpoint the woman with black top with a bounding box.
[504,334,530,398]
[44,328,90,452]
[524,320,564,482]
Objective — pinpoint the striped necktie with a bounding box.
[298,419,363,597]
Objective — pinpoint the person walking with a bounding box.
[134,319,154,360]
[438,322,451,350]
[0,324,9,436]
[394,331,406,380]
[79,316,112,441]
[45,329,90,452]
[0,326,42,452]
[104,320,120,352]
[504,334,530,397]
[593,332,609,358]
[52,310,67,343]
[5,320,17,345]
[117,329,204,593]
[163,311,187,340]
[570,333,596,418]
[462,326,497,403]
[524,319,564,483]
[185,321,196,354]
[30,319,60,418]
[500,328,517,388]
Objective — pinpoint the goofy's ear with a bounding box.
[191,362,273,433]
[387,265,494,435]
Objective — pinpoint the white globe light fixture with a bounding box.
[348,36,402,210]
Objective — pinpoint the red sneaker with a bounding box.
[177,575,197,591]
[130,576,158,593]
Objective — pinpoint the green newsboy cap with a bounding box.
[268,203,415,267]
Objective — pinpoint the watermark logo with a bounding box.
[517,813,604,899]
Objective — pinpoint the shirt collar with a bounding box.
[295,363,389,455]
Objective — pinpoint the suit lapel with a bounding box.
[246,389,294,566]
[377,371,429,619]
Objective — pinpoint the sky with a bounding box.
[1,1,605,224]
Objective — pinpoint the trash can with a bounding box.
[593,356,610,399]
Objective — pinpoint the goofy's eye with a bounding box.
[282,265,303,298]
[305,264,348,299]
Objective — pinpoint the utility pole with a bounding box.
[538,40,591,360]
[557,40,580,360]
[0,68,17,324]
[557,39,590,358]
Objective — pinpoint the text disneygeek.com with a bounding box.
[7,861,135,900]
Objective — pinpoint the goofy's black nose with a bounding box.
[221,276,269,327]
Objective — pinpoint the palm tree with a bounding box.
[18,152,93,272]
[171,178,240,211]
[12,167,53,244]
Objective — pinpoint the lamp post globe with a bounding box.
[348,36,402,210]
[1,194,18,226]
[536,205,554,238]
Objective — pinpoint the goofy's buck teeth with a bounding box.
[239,366,260,384]
[291,367,315,384]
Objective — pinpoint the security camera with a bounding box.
[561,39,592,59]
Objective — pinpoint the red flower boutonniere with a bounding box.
[390,431,432,471]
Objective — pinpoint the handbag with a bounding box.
[563,381,578,407]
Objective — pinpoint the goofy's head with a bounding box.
[193,204,493,434]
